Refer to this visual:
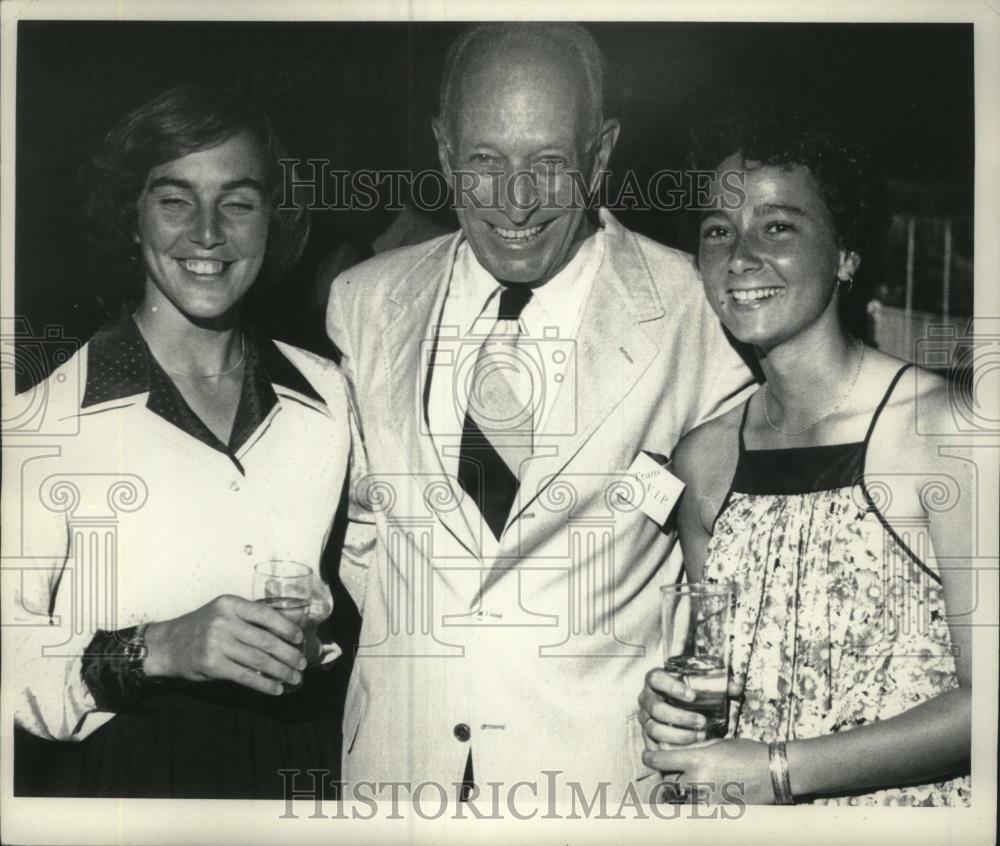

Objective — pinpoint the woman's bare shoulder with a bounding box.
[673,402,746,489]
[863,347,968,472]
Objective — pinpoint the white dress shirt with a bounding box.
[426,228,605,482]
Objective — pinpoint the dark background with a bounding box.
[14,21,974,378]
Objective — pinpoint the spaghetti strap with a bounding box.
[859,362,940,584]
[712,398,753,533]
[863,363,914,447]
[736,397,753,452]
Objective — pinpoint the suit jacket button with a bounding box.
[453,723,471,742]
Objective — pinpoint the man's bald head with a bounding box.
[438,22,606,145]
[432,22,618,286]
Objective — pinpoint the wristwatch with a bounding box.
[124,623,155,686]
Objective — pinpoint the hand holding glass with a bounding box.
[660,583,733,739]
[252,560,312,691]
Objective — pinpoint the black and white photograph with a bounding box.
[1,1,996,844]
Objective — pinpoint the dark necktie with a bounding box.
[457,286,535,539]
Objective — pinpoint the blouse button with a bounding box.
[244,544,254,556]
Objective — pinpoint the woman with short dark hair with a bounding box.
[638,99,972,806]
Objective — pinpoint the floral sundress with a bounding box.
[704,365,970,807]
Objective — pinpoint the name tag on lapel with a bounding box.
[620,451,685,526]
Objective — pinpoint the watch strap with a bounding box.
[81,625,163,710]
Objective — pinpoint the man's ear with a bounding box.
[589,117,620,190]
[431,117,454,181]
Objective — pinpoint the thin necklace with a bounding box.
[763,342,866,437]
[162,335,247,379]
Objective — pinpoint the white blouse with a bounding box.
[2,317,366,741]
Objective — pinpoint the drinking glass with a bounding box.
[252,560,313,691]
[660,583,733,739]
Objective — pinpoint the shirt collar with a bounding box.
[455,227,604,339]
[80,315,327,469]
[528,228,603,338]
[453,243,504,336]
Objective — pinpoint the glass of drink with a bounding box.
[660,583,733,739]
[252,560,313,692]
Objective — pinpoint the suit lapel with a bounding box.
[507,211,666,532]
[380,233,482,558]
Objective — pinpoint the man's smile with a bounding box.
[486,220,552,243]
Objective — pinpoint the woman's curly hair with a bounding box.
[688,92,886,335]
[81,83,308,303]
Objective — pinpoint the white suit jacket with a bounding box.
[327,209,755,801]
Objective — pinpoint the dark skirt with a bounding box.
[14,666,346,800]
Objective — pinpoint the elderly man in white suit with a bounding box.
[327,22,754,804]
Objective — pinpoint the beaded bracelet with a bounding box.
[768,740,795,804]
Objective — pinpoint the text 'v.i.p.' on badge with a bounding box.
[619,451,686,527]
